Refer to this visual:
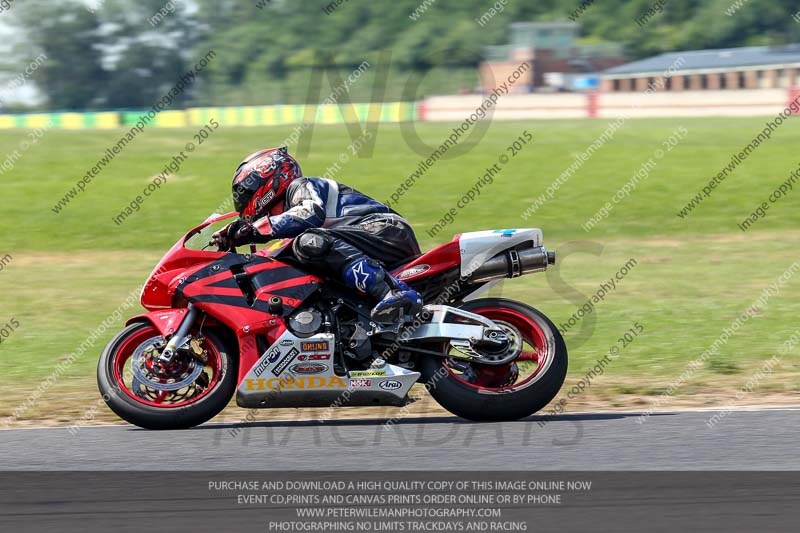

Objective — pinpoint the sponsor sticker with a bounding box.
[265,345,282,363]
[289,363,328,375]
[397,264,431,280]
[253,357,271,377]
[272,347,299,376]
[280,339,294,347]
[257,190,275,209]
[298,353,331,361]
[379,380,403,391]
[349,378,372,388]
[350,369,388,377]
[245,375,346,391]
[300,340,329,352]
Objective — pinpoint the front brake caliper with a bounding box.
[189,337,207,362]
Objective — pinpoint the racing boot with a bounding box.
[343,258,423,324]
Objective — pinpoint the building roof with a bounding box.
[603,44,800,76]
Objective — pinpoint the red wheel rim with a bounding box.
[111,326,223,408]
[445,306,553,394]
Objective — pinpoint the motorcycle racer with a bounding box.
[212,147,423,323]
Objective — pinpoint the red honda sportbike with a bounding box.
[97,213,567,429]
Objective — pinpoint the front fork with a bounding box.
[158,243,256,364]
[157,303,200,364]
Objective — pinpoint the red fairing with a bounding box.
[177,255,321,326]
[128,211,466,388]
[132,212,323,385]
[140,212,238,310]
[245,260,321,311]
[127,309,287,385]
[392,235,462,282]
[141,244,223,310]
[125,309,191,337]
[233,323,289,383]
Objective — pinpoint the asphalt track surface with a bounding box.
[1,407,798,470]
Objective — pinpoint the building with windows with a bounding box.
[601,44,800,92]
[480,21,625,93]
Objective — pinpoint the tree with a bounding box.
[95,0,198,108]
[11,0,106,109]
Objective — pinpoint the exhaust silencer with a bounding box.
[468,246,555,284]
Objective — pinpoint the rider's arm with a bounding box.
[265,179,326,238]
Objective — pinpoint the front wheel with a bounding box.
[97,322,237,430]
[420,298,567,421]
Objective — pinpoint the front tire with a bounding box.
[97,322,237,430]
[420,298,567,422]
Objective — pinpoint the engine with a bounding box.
[287,308,323,337]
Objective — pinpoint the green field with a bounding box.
[1,117,799,425]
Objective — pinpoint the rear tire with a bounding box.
[420,298,567,422]
[97,322,237,430]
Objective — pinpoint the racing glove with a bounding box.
[212,219,272,251]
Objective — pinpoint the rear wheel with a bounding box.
[420,298,567,421]
[97,322,236,430]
